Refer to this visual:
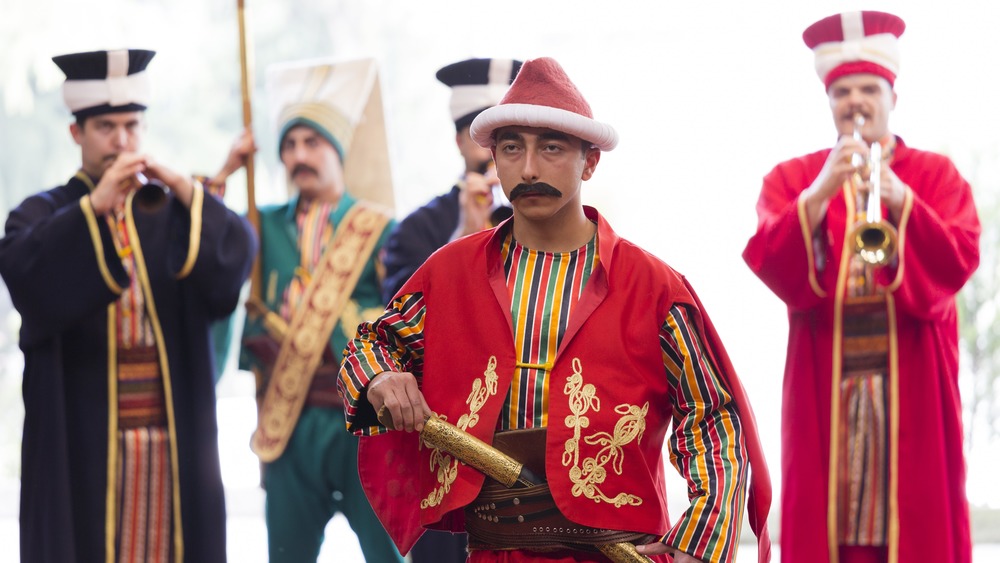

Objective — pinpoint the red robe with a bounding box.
[347,208,772,562]
[743,137,979,563]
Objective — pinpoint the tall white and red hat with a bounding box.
[803,11,906,88]
[469,57,618,151]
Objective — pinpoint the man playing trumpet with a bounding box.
[743,11,981,563]
[0,49,256,562]
[340,57,771,563]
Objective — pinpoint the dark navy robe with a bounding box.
[381,186,461,303]
[0,172,256,563]
[382,185,512,304]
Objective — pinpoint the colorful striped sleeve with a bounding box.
[338,291,427,436]
[660,304,749,563]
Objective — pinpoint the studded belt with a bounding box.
[464,428,655,552]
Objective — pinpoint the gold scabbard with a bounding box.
[413,415,653,563]
[597,542,656,563]
[420,415,523,488]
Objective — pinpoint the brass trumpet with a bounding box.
[848,114,897,266]
[130,172,169,212]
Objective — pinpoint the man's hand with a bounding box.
[879,165,909,222]
[144,158,195,208]
[802,134,868,230]
[215,127,257,183]
[367,371,433,432]
[89,152,148,215]
[635,541,703,562]
[457,166,499,237]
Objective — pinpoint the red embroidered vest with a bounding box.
[358,208,771,559]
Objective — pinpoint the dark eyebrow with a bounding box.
[496,130,523,143]
[496,130,573,143]
[538,131,572,143]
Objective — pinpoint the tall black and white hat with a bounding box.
[436,58,522,131]
[52,49,155,118]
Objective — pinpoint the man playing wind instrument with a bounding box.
[0,48,256,563]
[743,11,980,563]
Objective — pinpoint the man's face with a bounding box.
[70,111,144,179]
[457,125,493,174]
[491,126,599,223]
[279,125,344,201]
[827,73,896,143]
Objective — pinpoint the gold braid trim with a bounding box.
[123,190,185,562]
[562,358,645,508]
[251,203,390,462]
[175,184,204,280]
[421,356,499,509]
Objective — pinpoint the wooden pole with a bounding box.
[237,0,262,302]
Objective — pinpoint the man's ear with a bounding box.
[581,148,601,181]
[70,122,83,146]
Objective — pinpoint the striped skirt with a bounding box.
[115,427,173,563]
[115,346,173,563]
[837,296,889,546]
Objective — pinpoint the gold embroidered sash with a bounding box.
[251,203,389,462]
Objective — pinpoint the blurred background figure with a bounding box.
[381,57,522,302]
[743,11,980,563]
[0,48,256,563]
[229,57,402,563]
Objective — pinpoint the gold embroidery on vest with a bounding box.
[421,356,499,509]
[562,357,646,508]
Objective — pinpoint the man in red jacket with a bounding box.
[340,57,771,563]
[743,11,980,563]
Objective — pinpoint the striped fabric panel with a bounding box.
[339,293,427,435]
[107,212,154,348]
[118,346,167,429]
[842,296,890,373]
[116,426,173,563]
[838,295,889,545]
[661,305,748,563]
[497,233,597,430]
[837,373,888,546]
[281,200,334,320]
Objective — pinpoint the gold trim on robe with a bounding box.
[251,203,390,462]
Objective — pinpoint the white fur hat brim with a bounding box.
[470,103,618,151]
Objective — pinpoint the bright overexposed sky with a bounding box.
[2,2,999,555]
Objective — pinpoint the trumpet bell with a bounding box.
[134,180,168,213]
[852,220,897,266]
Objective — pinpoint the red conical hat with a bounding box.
[469,57,618,151]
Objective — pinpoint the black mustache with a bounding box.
[509,182,562,201]
[291,164,318,177]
